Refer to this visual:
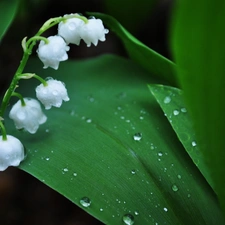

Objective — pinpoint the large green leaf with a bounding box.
[149,84,213,188]
[89,13,177,86]
[0,0,20,41]
[171,0,225,213]
[5,55,224,224]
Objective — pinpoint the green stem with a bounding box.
[0,120,7,140]
[11,92,26,106]
[0,13,88,119]
[33,74,48,86]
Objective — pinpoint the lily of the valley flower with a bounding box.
[36,78,70,110]
[9,98,47,134]
[0,135,25,171]
[58,17,85,45]
[58,15,108,47]
[37,35,70,70]
[78,17,109,47]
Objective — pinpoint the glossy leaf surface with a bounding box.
[171,0,225,213]
[89,13,177,86]
[149,84,213,188]
[5,55,224,224]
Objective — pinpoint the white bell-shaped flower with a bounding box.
[37,35,70,70]
[58,17,85,45]
[36,78,70,110]
[9,98,47,134]
[79,17,109,47]
[0,135,25,171]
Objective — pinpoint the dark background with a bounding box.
[0,0,172,224]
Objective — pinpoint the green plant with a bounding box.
[0,0,225,224]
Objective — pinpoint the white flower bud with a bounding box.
[0,135,25,171]
[9,98,47,134]
[37,35,70,70]
[36,78,70,110]
[58,17,85,45]
[79,17,109,47]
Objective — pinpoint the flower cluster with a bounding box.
[0,13,108,171]
[38,14,109,70]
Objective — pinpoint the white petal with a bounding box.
[9,98,47,134]
[37,35,70,70]
[0,135,24,171]
[36,79,69,109]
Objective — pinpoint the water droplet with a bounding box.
[53,90,58,96]
[164,96,171,104]
[133,133,142,141]
[163,207,168,212]
[45,129,50,133]
[88,96,95,102]
[45,157,50,161]
[70,110,75,116]
[192,141,197,147]
[100,208,103,212]
[68,22,76,30]
[181,107,187,113]
[73,172,77,177]
[177,174,182,179]
[86,118,92,123]
[158,152,163,157]
[123,214,134,225]
[187,194,191,198]
[134,211,139,216]
[120,116,125,120]
[131,170,136,175]
[45,77,53,81]
[173,110,179,116]
[172,184,179,192]
[139,116,144,120]
[80,197,91,207]
[63,168,69,172]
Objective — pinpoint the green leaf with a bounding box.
[89,12,177,86]
[149,84,213,188]
[171,0,225,213]
[0,0,20,41]
[5,55,224,224]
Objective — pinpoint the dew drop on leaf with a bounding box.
[80,197,91,207]
[123,214,134,225]
[192,141,197,147]
[181,107,187,113]
[172,184,179,192]
[163,207,168,212]
[173,110,180,116]
[63,168,69,172]
[131,169,136,175]
[86,118,92,123]
[133,133,142,141]
[163,96,171,104]
[158,152,163,157]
